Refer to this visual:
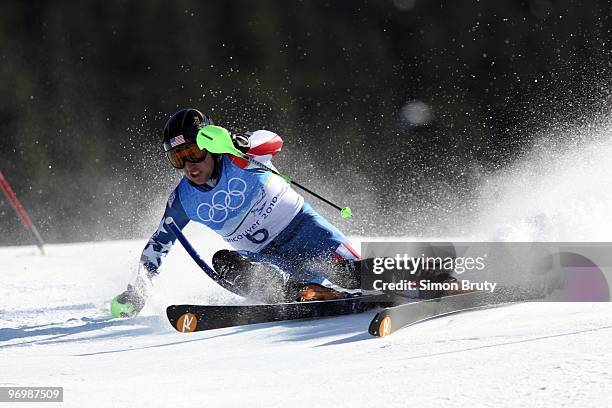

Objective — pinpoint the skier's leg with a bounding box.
[259,202,458,297]
[212,249,351,302]
[260,201,363,289]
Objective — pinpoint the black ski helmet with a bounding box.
[162,108,214,152]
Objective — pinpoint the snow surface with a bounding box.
[2,235,612,408]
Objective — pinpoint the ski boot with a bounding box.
[295,283,351,302]
[212,249,297,303]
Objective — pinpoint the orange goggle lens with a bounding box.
[166,143,208,169]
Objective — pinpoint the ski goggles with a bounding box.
[165,142,208,169]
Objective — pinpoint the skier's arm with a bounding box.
[229,129,283,169]
[111,189,189,318]
[140,189,190,277]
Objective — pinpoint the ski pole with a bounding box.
[242,154,351,217]
[196,125,353,219]
[165,217,242,296]
[0,170,45,254]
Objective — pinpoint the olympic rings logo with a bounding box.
[197,177,247,223]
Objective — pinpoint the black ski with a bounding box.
[368,288,546,337]
[167,294,394,333]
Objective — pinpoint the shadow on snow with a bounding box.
[0,315,162,348]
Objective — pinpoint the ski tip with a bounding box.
[368,312,393,337]
[176,312,198,333]
[378,316,393,337]
[166,306,199,333]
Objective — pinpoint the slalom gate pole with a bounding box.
[0,170,45,254]
[164,217,222,283]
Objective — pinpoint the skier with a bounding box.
[111,108,364,317]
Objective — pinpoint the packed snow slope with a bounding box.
[2,118,612,407]
[2,235,612,408]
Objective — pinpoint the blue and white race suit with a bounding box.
[140,130,360,286]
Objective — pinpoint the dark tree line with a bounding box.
[1,0,610,244]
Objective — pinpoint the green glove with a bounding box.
[110,284,146,318]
